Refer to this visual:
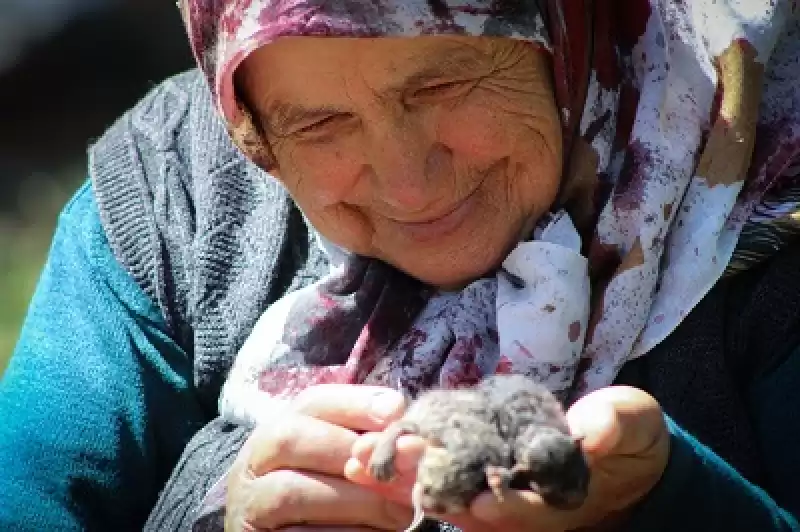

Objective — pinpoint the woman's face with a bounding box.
[238,35,562,288]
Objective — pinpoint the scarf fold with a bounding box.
[178,0,800,415]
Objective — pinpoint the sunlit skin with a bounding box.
[237,35,562,288]
[226,37,670,532]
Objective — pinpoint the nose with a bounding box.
[366,115,452,214]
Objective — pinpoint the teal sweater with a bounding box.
[0,182,797,530]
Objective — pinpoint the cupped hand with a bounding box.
[346,385,670,532]
[224,384,417,532]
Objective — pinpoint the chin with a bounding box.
[392,245,508,289]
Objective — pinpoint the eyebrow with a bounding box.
[261,43,489,134]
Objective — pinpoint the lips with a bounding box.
[391,190,479,242]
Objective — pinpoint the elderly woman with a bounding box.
[1,0,799,530]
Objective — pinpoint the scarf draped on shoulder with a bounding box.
[178,0,800,424]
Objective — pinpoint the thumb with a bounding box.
[566,385,665,463]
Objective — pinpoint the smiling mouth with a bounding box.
[391,188,480,242]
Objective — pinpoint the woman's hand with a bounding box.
[346,385,670,532]
[224,384,418,531]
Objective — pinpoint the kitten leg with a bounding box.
[367,420,420,482]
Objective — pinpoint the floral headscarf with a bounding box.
[178,1,800,426]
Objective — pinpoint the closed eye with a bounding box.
[410,79,476,102]
[295,114,342,133]
[295,113,349,134]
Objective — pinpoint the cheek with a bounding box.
[272,141,376,254]
[275,141,363,207]
[437,102,513,165]
[438,96,561,207]
[438,94,560,177]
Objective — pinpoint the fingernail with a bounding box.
[343,457,364,479]
[370,390,405,420]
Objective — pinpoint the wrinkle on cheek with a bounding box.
[502,166,517,208]
[474,83,561,177]
[519,124,558,170]
[480,44,558,126]
[279,142,309,195]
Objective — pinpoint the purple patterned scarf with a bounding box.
[178,1,800,425]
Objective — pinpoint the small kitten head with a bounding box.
[514,426,590,510]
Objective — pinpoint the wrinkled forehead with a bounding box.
[180,0,549,123]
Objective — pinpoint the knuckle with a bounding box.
[241,471,305,529]
[248,419,303,474]
[225,475,265,531]
[268,421,302,457]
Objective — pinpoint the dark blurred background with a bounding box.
[0,1,194,373]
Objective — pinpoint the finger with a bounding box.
[350,432,383,463]
[350,433,428,473]
[422,510,498,532]
[566,397,621,465]
[345,434,427,500]
[345,437,495,532]
[343,457,415,503]
[567,385,665,461]
[244,414,359,477]
[254,523,390,531]
[341,463,492,532]
[470,489,572,530]
[292,384,408,431]
[231,469,414,530]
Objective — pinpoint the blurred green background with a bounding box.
[0,1,193,375]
